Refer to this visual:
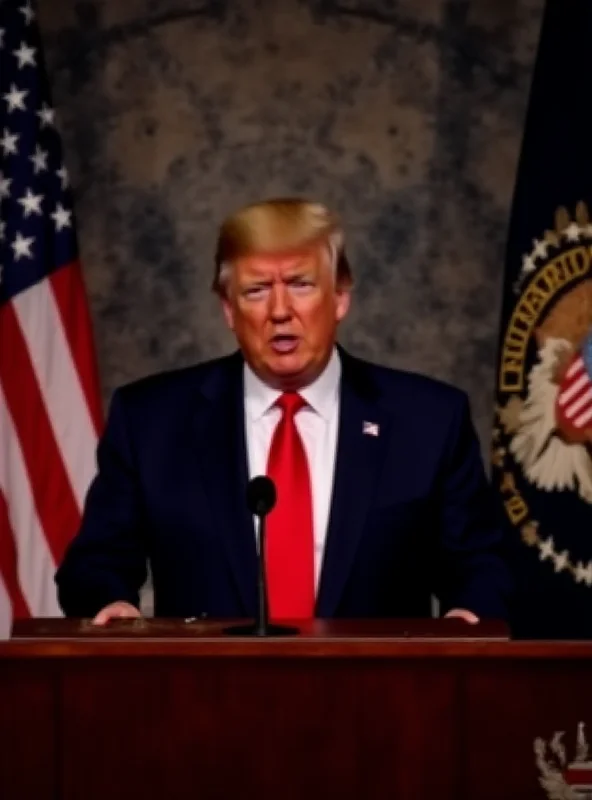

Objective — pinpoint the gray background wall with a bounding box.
[38,0,544,453]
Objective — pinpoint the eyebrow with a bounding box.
[240,267,314,286]
[240,276,273,286]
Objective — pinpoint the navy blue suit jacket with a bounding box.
[56,349,511,619]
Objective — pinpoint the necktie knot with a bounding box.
[276,392,307,418]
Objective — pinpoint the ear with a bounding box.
[335,285,351,322]
[220,295,235,331]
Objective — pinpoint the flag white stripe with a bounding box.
[567,357,585,380]
[0,383,61,617]
[574,405,592,429]
[0,570,12,639]
[559,372,590,406]
[565,387,592,419]
[12,280,97,510]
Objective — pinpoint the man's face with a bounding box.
[221,244,351,390]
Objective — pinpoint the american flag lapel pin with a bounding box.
[363,421,380,437]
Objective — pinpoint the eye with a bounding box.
[289,278,314,291]
[242,285,269,299]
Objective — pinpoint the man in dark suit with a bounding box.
[56,198,510,624]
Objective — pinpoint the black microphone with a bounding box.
[224,476,299,637]
[246,475,276,517]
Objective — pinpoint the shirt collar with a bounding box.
[244,348,341,422]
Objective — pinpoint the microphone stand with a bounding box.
[224,512,299,637]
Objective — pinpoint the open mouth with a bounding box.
[270,334,299,354]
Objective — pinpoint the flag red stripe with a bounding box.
[50,263,103,436]
[0,490,31,619]
[0,300,81,565]
[565,768,592,785]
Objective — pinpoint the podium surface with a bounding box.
[2,619,591,800]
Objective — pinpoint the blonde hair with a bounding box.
[212,197,353,295]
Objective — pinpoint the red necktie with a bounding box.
[265,393,315,619]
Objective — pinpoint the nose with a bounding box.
[269,282,292,322]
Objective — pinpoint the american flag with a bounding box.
[0,0,102,618]
[362,420,380,437]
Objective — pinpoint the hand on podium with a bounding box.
[92,602,141,626]
[444,608,479,624]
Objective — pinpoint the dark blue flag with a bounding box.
[494,0,592,638]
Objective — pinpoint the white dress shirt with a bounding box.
[244,348,341,591]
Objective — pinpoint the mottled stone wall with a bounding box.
[37,0,544,452]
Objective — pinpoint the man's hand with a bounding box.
[92,601,141,626]
[444,608,479,624]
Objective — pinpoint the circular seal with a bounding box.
[494,203,592,587]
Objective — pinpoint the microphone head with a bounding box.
[246,476,276,516]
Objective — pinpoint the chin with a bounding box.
[265,360,319,390]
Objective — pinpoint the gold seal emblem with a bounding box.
[495,202,592,586]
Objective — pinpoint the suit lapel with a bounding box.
[192,353,258,615]
[316,351,390,617]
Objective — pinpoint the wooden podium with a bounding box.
[2,618,592,800]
